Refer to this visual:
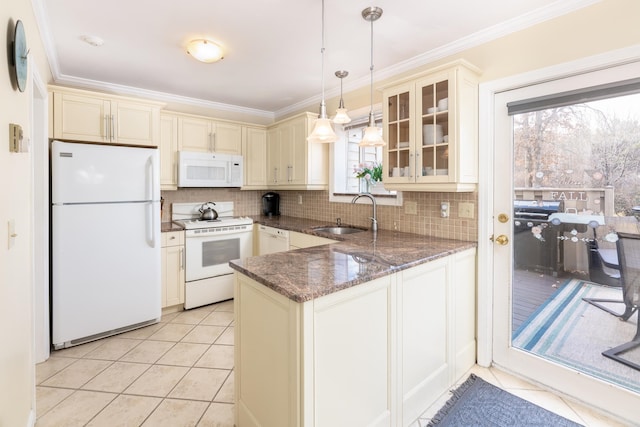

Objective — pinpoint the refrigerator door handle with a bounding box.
[146,155,157,248]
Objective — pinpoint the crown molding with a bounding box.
[52,74,275,119]
[31,0,600,121]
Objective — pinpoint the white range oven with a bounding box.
[173,202,253,309]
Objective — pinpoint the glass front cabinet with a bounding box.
[383,60,481,192]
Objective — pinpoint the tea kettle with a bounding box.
[199,202,218,221]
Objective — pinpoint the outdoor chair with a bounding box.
[584,232,640,371]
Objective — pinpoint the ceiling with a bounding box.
[35,0,598,118]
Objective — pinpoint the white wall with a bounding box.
[0,0,52,425]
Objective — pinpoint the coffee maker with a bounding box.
[262,192,280,216]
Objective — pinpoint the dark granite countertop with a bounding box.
[161,222,184,233]
[230,215,476,303]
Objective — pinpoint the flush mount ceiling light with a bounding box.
[186,39,224,63]
[80,35,104,47]
[307,0,338,144]
[359,6,385,147]
[333,70,352,124]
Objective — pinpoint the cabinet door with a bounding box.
[160,114,178,189]
[53,92,109,142]
[242,127,268,188]
[212,121,242,154]
[267,128,283,185]
[383,83,413,183]
[287,117,307,185]
[415,71,453,183]
[399,258,450,425]
[165,245,185,307]
[111,100,159,147]
[178,116,212,152]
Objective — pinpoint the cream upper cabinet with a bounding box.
[266,112,328,190]
[50,86,162,146]
[160,113,179,190]
[242,126,268,189]
[382,60,480,192]
[177,114,242,154]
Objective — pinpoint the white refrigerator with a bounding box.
[51,141,161,349]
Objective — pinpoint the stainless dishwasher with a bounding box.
[258,225,289,255]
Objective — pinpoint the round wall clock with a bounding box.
[12,20,28,92]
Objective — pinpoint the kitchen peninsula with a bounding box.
[230,216,477,427]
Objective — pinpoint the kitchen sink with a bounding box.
[313,226,366,235]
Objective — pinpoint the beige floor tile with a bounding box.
[215,327,234,345]
[148,323,194,342]
[35,390,116,427]
[117,322,165,339]
[195,344,234,370]
[491,367,543,390]
[41,359,113,389]
[156,342,210,367]
[141,398,209,427]
[81,361,150,393]
[200,311,234,327]
[83,338,143,361]
[124,365,189,397]
[214,371,234,403]
[169,367,230,401]
[36,386,74,418]
[417,390,452,420]
[197,402,234,427]
[565,399,628,427]
[51,340,105,359]
[171,309,211,325]
[36,357,77,385]
[119,340,175,364]
[160,311,180,323]
[86,394,162,427]
[213,300,234,312]
[181,325,226,344]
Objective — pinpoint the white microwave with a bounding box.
[177,151,243,188]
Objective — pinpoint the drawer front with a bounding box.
[162,231,184,247]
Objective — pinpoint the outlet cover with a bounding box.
[405,201,417,215]
[459,202,475,219]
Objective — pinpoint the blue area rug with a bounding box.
[513,279,640,394]
[427,374,582,426]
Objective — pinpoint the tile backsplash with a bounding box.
[161,189,478,242]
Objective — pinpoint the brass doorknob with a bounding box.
[491,234,509,245]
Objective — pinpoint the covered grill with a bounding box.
[513,200,563,275]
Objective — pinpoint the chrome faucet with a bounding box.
[351,193,377,232]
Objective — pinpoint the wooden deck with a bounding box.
[512,268,570,332]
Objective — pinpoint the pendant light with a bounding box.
[333,70,352,124]
[359,6,385,147]
[307,0,338,144]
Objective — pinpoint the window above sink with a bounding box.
[330,105,403,207]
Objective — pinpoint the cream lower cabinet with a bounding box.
[234,248,476,427]
[288,231,335,250]
[50,86,162,146]
[266,112,328,189]
[161,231,185,308]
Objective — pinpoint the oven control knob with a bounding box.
[514,220,521,227]
[527,221,533,228]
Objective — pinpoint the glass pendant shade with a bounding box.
[187,39,224,63]
[308,117,338,143]
[333,107,351,124]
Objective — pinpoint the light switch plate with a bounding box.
[9,123,23,153]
